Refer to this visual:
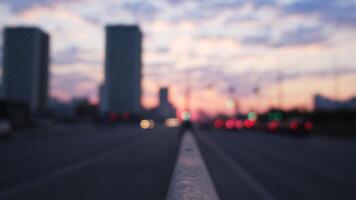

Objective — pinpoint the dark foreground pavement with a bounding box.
[2,124,356,200]
[0,124,180,200]
[196,128,356,200]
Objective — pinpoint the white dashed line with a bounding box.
[166,131,220,200]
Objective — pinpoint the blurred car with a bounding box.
[264,118,313,136]
[265,120,281,133]
[213,118,248,131]
[283,118,313,135]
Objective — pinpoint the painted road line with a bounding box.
[196,132,275,200]
[166,131,220,200]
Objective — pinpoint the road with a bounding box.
[0,124,180,200]
[0,124,355,199]
[196,128,356,200]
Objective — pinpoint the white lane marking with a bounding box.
[166,131,220,200]
[197,132,275,200]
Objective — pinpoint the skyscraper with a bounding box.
[2,27,50,114]
[154,87,176,120]
[159,87,169,106]
[102,25,142,114]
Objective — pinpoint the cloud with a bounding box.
[284,0,356,27]
[241,25,328,47]
[274,26,328,47]
[51,67,100,101]
[184,62,356,100]
[1,0,82,12]
[241,34,271,46]
[121,1,160,21]
[2,0,356,112]
[53,47,101,66]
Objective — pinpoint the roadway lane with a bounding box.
[196,128,356,200]
[0,124,180,200]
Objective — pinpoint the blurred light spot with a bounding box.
[214,119,224,129]
[305,121,314,131]
[244,119,255,129]
[225,99,235,109]
[165,118,180,127]
[140,119,150,129]
[268,120,279,131]
[148,120,155,129]
[234,119,243,129]
[289,120,299,130]
[122,112,130,121]
[268,112,282,121]
[181,111,191,121]
[247,112,257,121]
[109,112,118,122]
[225,119,235,129]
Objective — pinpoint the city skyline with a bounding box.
[0,0,356,117]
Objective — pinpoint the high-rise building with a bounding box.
[102,25,142,114]
[2,27,50,114]
[154,87,176,120]
[159,87,168,105]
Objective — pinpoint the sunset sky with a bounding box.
[1,0,356,116]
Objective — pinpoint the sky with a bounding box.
[1,0,356,117]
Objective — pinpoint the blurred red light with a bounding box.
[225,119,235,129]
[234,120,243,129]
[268,120,279,131]
[214,119,225,129]
[289,120,299,130]
[305,121,314,131]
[243,119,255,129]
[109,112,118,122]
[122,112,130,121]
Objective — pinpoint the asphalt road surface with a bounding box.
[0,124,180,200]
[196,128,356,200]
[0,124,355,200]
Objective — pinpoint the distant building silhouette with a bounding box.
[314,94,356,111]
[152,87,176,120]
[48,97,76,121]
[101,25,142,115]
[159,87,169,106]
[2,27,49,114]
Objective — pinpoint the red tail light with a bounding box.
[268,120,279,131]
[225,119,235,129]
[122,112,130,121]
[214,119,225,129]
[234,120,243,129]
[289,120,299,131]
[244,119,255,129]
[304,121,314,131]
[109,112,118,122]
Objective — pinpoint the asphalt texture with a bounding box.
[0,124,180,200]
[195,128,356,200]
[1,124,356,200]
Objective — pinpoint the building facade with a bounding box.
[102,25,142,114]
[2,27,50,114]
